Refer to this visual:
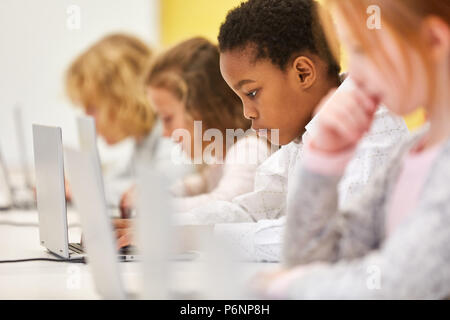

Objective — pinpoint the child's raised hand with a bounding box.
[310,84,378,153]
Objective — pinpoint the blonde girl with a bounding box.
[66,34,192,210]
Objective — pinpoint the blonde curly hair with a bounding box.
[66,33,155,141]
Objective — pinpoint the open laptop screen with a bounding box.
[32,124,70,258]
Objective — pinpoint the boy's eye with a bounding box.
[246,90,258,99]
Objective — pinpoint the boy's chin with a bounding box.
[277,132,302,146]
[255,129,269,138]
[267,133,289,146]
[254,128,292,146]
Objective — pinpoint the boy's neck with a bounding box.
[295,74,340,141]
[312,74,340,111]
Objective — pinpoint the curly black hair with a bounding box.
[218,0,340,78]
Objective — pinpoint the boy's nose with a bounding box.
[243,103,258,120]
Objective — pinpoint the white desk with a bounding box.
[0,209,277,299]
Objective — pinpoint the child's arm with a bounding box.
[172,140,296,225]
[278,192,450,299]
[214,217,286,262]
[283,142,398,266]
[171,135,271,212]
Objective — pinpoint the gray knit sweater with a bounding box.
[283,128,450,299]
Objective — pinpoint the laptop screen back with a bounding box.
[32,124,70,258]
[65,147,125,299]
[76,116,106,199]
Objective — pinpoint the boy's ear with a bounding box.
[292,56,316,89]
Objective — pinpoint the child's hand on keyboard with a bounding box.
[119,186,136,218]
[112,218,134,249]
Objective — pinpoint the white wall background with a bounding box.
[0,0,159,172]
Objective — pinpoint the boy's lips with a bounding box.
[251,124,268,131]
[252,127,266,132]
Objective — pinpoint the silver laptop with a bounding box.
[0,146,13,209]
[66,153,244,299]
[76,115,123,215]
[66,149,141,299]
[76,116,106,199]
[32,124,82,259]
[32,124,135,261]
[65,147,129,299]
[65,148,205,299]
[0,106,35,209]
[14,106,33,191]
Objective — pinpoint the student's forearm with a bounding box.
[283,137,393,267]
[284,207,450,299]
[172,193,220,214]
[214,217,286,262]
[174,200,253,225]
[283,165,342,267]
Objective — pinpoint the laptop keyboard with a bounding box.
[69,243,137,257]
[68,243,84,254]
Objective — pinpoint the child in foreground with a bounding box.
[258,0,450,299]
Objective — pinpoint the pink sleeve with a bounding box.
[302,140,356,176]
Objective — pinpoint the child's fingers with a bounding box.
[120,207,132,219]
[321,111,357,142]
[313,86,377,151]
[117,234,132,249]
[328,97,368,138]
[115,227,131,239]
[336,89,375,136]
[344,98,373,133]
[354,88,378,114]
[331,101,366,135]
[112,218,131,229]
